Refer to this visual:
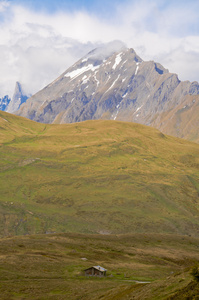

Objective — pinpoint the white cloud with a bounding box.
[0,7,99,96]
[0,0,9,12]
[0,0,199,97]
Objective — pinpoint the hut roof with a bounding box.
[85,265,107,272]
[93,265,107,272]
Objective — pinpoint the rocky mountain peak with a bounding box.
[6,82,29,113]
[86,40,127,61]
[15,81,22,95]
[15,43,199,141]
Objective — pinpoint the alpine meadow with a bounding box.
[1,111,199,299]
[1,0,199,298]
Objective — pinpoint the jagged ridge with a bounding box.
[0,82,29,113]
[16,42,199,142]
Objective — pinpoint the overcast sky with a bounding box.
[0,0,199,96]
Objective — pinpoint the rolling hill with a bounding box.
[1,110,199,237]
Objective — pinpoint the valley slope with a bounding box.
[1,111,199,237]
[1,232,199,300]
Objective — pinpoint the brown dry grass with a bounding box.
[0,233,199,299]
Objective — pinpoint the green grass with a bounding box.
[0,233,199,299]
[1,111,199,236]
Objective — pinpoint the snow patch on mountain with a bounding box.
[122,91,128,98]
[94,71,100,86]
[105,74,120,94]
[113,102,122,120]
[82,75,91,84]
[112,52,123,70]
[135,62,140,75]
[121,60,127,68]
[135,105,143,113]
[65,64,100,80]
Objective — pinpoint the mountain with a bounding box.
[6,82,29,113]
[1,110,199,237]
[0,82,29,113]
[151,93,199,143]
[16,42,199,142]
[0,95,11,111]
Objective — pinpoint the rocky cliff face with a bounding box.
[6,82,29,113]
[0,82,29,113]
[16,43,199,141]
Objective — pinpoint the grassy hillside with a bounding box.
[1,111,199,236]
[1,233,199,299]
